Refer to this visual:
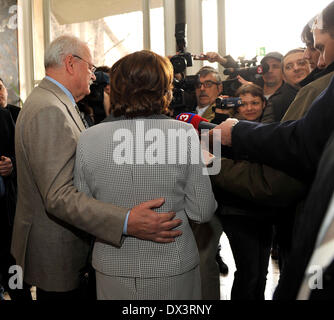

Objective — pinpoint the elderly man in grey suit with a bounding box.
[11,35,182,300]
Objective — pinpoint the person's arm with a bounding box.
[24,106,181,246]
[205,52,227,65]
[211,158,307,207]
[204,52,238,68]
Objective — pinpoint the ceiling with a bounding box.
[51,0,162,24]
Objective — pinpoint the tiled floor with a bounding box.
[219,232,280,300]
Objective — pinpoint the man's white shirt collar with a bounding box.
[196,105,210,117]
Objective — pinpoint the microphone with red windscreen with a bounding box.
[175,113,217,130]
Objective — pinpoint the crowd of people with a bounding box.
[0,1,334,301]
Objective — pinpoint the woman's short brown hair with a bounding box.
[109,50,174,118]
[235,83,265,103]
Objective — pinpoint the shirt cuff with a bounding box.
[123,210,130,235]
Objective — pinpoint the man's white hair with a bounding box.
[44,34,87,69]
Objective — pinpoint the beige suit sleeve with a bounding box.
[23,105,128,246]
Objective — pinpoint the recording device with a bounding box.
[221,56,268,96]
[215,97,243,110]
[223,63,269,78]
[172,6,193,75]
[176,112,217,130]
[172,74,198,110]
[169,8,197,114]
[170,53,193,75]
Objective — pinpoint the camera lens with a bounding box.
[170,56,187,74]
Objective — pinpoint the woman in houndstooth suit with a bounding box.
[74,50,217,300]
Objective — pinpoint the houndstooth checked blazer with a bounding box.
[74,114,217,278]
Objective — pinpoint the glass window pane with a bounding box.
[150,0,165,56]
[225,0,333,61]
[202,0,218,68]
[32,0,45,81]
[50,0,144,68]
[1,0,20,105]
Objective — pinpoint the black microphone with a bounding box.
[176,113,217,130]
[223,63,269,77]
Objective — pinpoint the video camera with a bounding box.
[168,19,199,115]
[215,97,243,110]
[170,52,193,74]
[221,56,268,96]
[171,73,198,114]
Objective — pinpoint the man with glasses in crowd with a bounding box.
[195,66,223,121]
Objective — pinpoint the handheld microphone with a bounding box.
[176,113,217,130]
[223,63,269,77]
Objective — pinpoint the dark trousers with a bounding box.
[0,216,32,301]
[222,214,273,300]
[36,287,83,301]
[36,265,96,301]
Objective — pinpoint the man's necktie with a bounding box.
[74,104,89,129]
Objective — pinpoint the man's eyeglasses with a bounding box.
[195,80,221,89]
[73,54,97,74]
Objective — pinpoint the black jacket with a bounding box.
[6,104,21,123]
[275,131,334,299]
[267,82,299,122]
[0,108,16,231]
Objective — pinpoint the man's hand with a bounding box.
[237,75,253,86]
[205,52,227,65]
[211,118,239,146]
[0,156,13,176]
[127,198,182,243]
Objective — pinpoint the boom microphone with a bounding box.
[176,113,217,130]
[223,62,269,77]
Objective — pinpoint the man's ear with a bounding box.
[64,54,75,75]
